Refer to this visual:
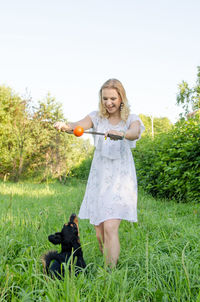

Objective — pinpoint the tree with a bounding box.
[176,66,200,117]
[25,93,69,180]
[0,86,29,180]
[0,87,93,182]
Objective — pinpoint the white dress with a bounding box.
[78,111,145,226]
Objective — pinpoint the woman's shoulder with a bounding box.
[127,113,140,123]
[88,110,99,117]
[129,112,140,118]
[127,113,145,132]
[88,111,101,121]
[88,111,102,128]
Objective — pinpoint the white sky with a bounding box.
[0,0,200,123]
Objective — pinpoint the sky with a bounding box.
[0,0,200,124]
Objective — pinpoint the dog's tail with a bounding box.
[42,250,61,275]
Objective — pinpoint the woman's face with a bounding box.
[101,88,122,115]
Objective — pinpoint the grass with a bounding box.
[0,180,200,301]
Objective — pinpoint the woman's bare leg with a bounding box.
[103,219,121,267]
[94,222,104,254]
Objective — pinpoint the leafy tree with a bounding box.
[30,93,93,181]
[176,66,200,117]
[30,93,66,180]
[0,87,93,182]
[0,86,28,180]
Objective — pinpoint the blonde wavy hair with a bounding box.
[98,79,130,122]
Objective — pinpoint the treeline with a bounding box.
[0,85,172,183]
[1,67,199,202]
[0,86,93,182]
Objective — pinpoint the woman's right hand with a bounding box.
[53,122,73,132]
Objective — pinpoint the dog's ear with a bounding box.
[69,213,80,236]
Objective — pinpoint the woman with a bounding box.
[54,79,145,267]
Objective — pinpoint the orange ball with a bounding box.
[73,126,84,137]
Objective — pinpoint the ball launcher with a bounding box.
[68,126,123,140]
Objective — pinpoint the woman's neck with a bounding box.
[108,111,121,119]
[108,112,121,125]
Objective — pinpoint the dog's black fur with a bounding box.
[42,213,86,278]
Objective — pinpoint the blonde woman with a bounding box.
[54,79,145,267]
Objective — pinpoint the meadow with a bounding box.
[0,180,200,302]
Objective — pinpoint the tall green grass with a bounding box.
[0,180,200,301]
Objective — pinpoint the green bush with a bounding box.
[133,116,200,202]
[70,151,93,180]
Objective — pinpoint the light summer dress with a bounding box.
[78,111,145,226]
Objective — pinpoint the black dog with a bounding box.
[42,213,86,278]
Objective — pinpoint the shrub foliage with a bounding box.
[133,116,200,202]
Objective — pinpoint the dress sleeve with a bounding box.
[88,111,99,130]
[88,111,100,147]
[126,114,145,148]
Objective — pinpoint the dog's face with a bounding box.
[68,213,79,235]
[62,214,80,246]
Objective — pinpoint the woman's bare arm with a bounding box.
[54,115,93,132]
[106,120,141,141]
[124,120,141,141]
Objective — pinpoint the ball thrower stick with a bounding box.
[66,130,123,140]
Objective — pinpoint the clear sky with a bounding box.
[0,0,200,123]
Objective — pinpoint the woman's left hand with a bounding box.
[105,130,124,140]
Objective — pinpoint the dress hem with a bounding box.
[78,215,137,226]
